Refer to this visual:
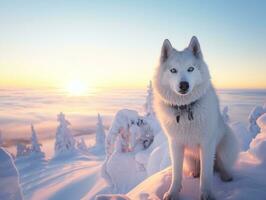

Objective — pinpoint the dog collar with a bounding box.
[171,101,197,123]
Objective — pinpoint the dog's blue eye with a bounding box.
[170,68,177,73]
[187,67,194,72]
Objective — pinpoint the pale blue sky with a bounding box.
[0,0,265,88]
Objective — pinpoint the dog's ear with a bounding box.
[161,39,172,63]
[188,36,203,59]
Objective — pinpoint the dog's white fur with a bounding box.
[153,37,239,200]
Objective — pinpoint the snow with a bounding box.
[91,113,106,154]
[0,131,3,146]
[147,141,170,176]
[1,90,266,200]
[105,151,146,193]
[105,109,140,157]
[256,113,266,132]
[231,122,252,151]
[54,112,76,157]
[0,147,23,200]
[99,103,266,200]
[144,80,154,116]
[222,106,230,123]
[30,125,45,158]
[248,113,266,164]
[248,106,266,138]
[102,109,155,193]
[16,143,31,158]
[126,158,266,200]
[77,137,88,152]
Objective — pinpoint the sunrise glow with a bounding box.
[66,80,87,96]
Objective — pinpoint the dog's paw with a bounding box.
[163,191,180,200]
[200,191,216,200]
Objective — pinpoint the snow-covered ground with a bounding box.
[0,89,266,200]
[98,107,266,200]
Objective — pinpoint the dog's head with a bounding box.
[154,36,211,105]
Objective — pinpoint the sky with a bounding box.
[0,0,266,90]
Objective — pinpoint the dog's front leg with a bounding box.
[200,141,216,200]
[163,139,184,200]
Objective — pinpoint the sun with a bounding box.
[66,80,87,96]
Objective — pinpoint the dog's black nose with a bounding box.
[179,81,189,92]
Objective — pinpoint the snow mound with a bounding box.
[105,151,146,193]
[96,194,130,200]
[146,130,170,176]
[126,161,266,200]
[248,105,266,138]
[249,113,266,164]
[257,113,266,132]
[249,133,266,164]
[231,104,266,152]
[0,148,23,200]
[102,109,155,193]
[231,122,252,151]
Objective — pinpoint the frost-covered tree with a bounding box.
[95,113,106,149]
[144,81,154,116]
[102,109,155,192]
[30,125,42,153]
[143,81,162,134]
[30,125,44,158]
[248,105,266,138]
[77,137,88,152]
[105,109,154,157]
[16,143,30,158]
[54,112,76,156]
[222,106,230,123]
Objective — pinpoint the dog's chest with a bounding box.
[163,102,212,143]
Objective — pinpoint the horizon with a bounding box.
[1,2,266,199]
[0,1,266,90]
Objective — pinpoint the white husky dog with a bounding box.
[153,36,239,200]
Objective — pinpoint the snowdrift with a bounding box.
[0,148,23,200]
[102,109,163,193]
[98,105,266,200]
[2,86,265,200]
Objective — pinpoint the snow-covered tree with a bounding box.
[54,112,76,156]
[248,105,266,138]
[143,81,162,134]
[30,125,44,158]
[77,137,88,152]
[30,125,41,153]
[222,106,230,123]
[144,81,154,116]
[16,143,30,158]
[105,109,155,158]
[95,113,106,149]
[102,109,155,192]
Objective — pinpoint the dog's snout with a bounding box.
[179,81,189,92]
